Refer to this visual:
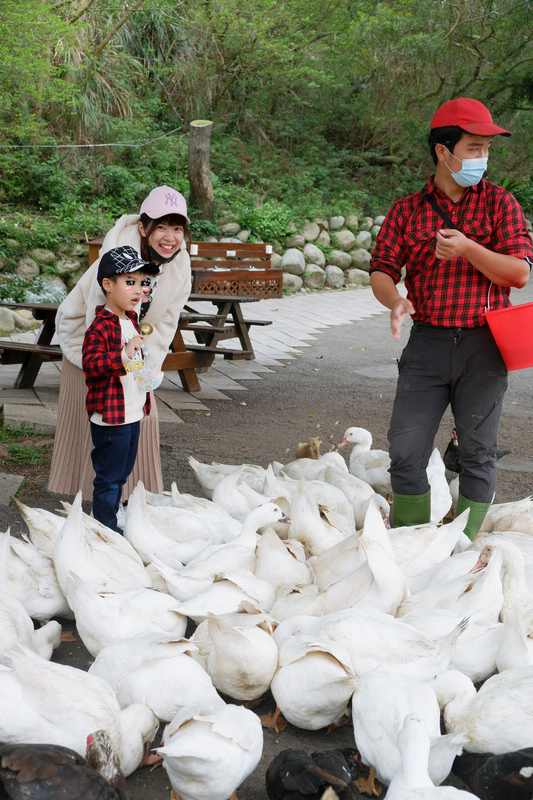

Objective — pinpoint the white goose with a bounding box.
[170,483,241,542]
[270,501,404,621]
[188,456,266,498]
[157,701,263,800]
[14,498,66,557]
[496,602,533,672]
[400,607,504,684]
[479,496,533,533]
[0,590,61,661]
[270,633,357,730]
[149,558,215,603]
[88,633,221,722]
[472,541,533,624]
[385,714,477,799]
[406,550,481,596]
[277,451,348,482]
[211,466,271,523]
[175,572,276,624]
[0,647,159,777]
[139,502,222,551]
[288,479,345,557]
[351,670,467,787]
[388,510,470,580]
[254,527,312,595]
[471,530,533,562]
[124,483,191,568]
[0,530,70,621]
[323,466,379,530]
[191,610,278,701]
[432,666,533,753]
[309,531,365,591]
[273,607,466,684]
[54,492,152,598]
[426,447,453,523]
[65,572,187,656]
[339,426,391,497]
[397,546,504,622]
[160,502,291,594]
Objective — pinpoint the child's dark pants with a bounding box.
[90,420,140,532]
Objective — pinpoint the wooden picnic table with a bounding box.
[0,239,280,391]
[0,301,62,389]
[0,295,267,392]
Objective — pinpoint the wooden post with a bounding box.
[187,119,215,221]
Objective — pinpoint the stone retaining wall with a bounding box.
[0,212,385,302]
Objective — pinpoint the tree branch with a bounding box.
[52,0,77,9]
[93,0,146,59]
[69,0,98,24]
[406,63,446,108]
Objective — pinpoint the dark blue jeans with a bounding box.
[388,323,508,503]
[90,420,140,532]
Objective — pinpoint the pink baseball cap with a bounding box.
[139,185,190,223]
[430,97,511,136]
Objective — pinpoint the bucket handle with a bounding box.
[485,281,494,313]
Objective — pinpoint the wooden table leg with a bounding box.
[227,301,255,357]
[161,325,215,392]
[14,312,56,389]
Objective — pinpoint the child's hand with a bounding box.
[124,335,144,359]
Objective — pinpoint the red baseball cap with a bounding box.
[430,97,511,136]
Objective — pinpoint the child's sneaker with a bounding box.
[116,501,126,530]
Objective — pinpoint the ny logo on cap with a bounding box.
[165,192,179,207]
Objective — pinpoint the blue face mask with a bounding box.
[444,147,488,188]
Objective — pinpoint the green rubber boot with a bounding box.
[455,493,491,541]
[391,490,431,528]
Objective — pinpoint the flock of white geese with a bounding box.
[1,425,533,800]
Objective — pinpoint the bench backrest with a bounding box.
[87,237,282,298]
[190,241,280,297]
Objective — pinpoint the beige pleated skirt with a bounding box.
[47,357,164,501]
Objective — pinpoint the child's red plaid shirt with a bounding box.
[82,306,151,424]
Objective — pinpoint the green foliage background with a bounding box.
[1,0,533,246]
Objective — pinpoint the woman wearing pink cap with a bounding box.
[48,186,191,514]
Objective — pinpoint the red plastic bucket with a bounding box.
[485,302,533,371]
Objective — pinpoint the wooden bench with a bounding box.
[0,301,63,388]
[182,241,281,364]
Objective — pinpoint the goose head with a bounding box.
[339,427,373,453]
[242,502,293,534]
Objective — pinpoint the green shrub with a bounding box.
[500,177,533,215]
[0,274,66,303]
[238,200,294,242]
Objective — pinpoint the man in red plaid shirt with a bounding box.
[369,97,533,538]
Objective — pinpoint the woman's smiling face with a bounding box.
[139,219,184,261]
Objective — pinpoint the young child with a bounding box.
[82,245,161,532]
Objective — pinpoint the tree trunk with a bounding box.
[187,120,215,221]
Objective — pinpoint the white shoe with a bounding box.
[116,501,126,530]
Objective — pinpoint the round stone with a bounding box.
[283,273,304,293]
[303,264,326,289]
[303,243,325,268]
[325,265,345,288]
[281,248,306,275]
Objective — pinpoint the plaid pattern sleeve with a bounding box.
[82,307,150,424]
[370,178,533,327]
